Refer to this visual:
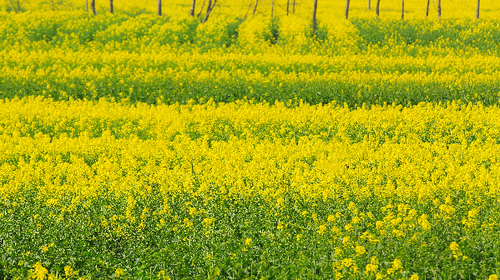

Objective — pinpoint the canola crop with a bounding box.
[1,11,500,106]
[1,97,500,279]
[2,1,500,279]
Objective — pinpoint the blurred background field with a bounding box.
[3,0,500,19]
[1,2,500,106]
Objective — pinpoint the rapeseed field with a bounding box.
[1,0,500,279]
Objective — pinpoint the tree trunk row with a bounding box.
[67,0,488,21]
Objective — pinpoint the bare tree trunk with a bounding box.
[293,0,296,14]
[86,0,89,12]
[425,0,430,16]
[17,0,20,12]
[253,0,258,15]
[8,0,18,12]
[368,0,371,10]
[91,0,96,15]
[190,0,196,16]
[244,0,253,19]
[157,0,162,16]
[271,0,274,18]
[345,0,350,19]
[287,0,289,15]
[197,0,206,17]
[401,0,404,19]
[110,0,113,13]
[376,0,380,17]
[203,0,212,22]
[476,0,480,19]
[202,0,217,23]
[437,0,441,18]
[313,0,318,31]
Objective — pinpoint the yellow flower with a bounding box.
[419,214,431,230]
[387,258,403,275]
[115,268,124,278]
[317,224,327,235]
[450,241,460,251]
[409,274,419,280]
[348,201,357,212]
[245,238,253,246]
[392,258,402,270]
[449,241,464,259]
[489,275,498,280]
[365,263,378,274]
[341,258,354,268]
[157,270,171,280]
[277,221,284,230]
[183,218,193,228]
[342,236,350,247]
[334,247,343,258]
[204,217,215,228]
[30,262,48,280]
[64,265,79,278]
[40,243,54,253]
[355,245,366,256]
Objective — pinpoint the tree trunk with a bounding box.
[253,0,258,15]
[17,0,20,12]
[368,0,371,10]
[476,0,480,19]
[425,0,430,16]
[271,0,274,18]
[203,0,212,22]
[8,0,18,12]
[293,0,296,14]
[345,0,350,19]
[313,0,318,31]
[190,0,196,17]
[437,0,441,18]
[110,0,113,13]
[86,0,89,12]
[401,0,404,19]
[287,0,289,15]
[91,0,96,15]
[157,0,162,16]
[202,0,217,23]
[197,0,206,17]
[376,0,380,17]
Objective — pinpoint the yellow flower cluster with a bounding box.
[1,97,499,201]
